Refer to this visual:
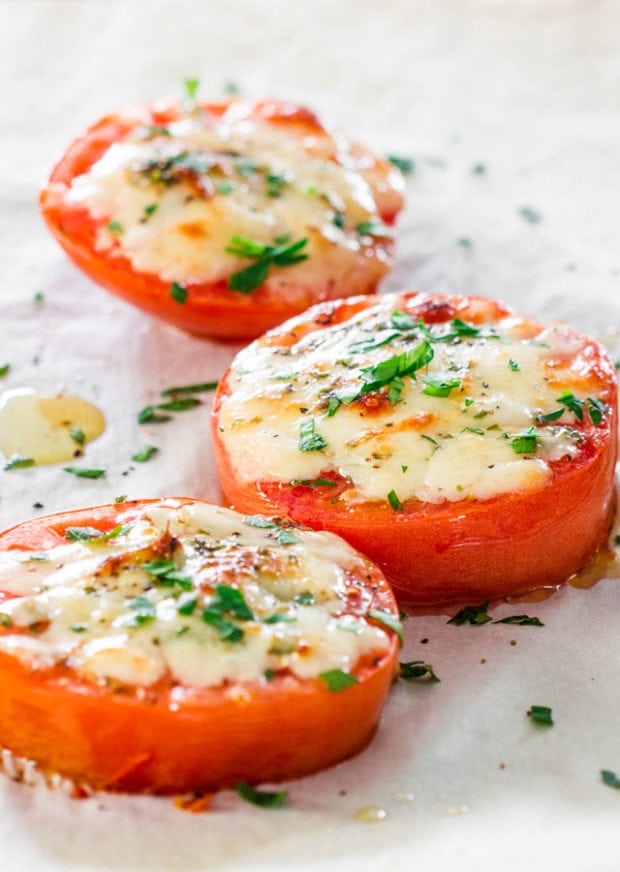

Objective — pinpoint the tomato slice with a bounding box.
[211,292,618,606]
[40,99,405,340]
[0,498,399,793]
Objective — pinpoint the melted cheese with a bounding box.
[64,104,404,293]
[0,502,390,688]
[217,296,603,504]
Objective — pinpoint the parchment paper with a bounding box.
[1,1,620,870]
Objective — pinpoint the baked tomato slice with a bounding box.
[0,498,399,793]
[212,292,618,606]
[40,97,405,340]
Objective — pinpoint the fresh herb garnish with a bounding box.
[144,203,158,217]
[448,603,492,626]
[243,515,301,546]
[421,378,461,398]
[387,155,414,175]
[3,455,35,471]
[494,615,544,626]
[587,397,607,426]
[65,524,129,543]
[0,613,13,628]
[399,661,440,682]
[157,398,201,413]
[202,584,253,643]
[507,358,520,372]
[137,405,172,424]
[368,609,404,643]
[226,235,308,294]
[132,445,159,463]
[265,173,288,197]
[184,77,200,102]
[291,477,338,488]
[356,219,392,238]
[387,489,403,511]
[217,180,234,195]
[263,614,296,624]
[472,163,486,175]
[508,427,539,455]
[107,220,124,235]
[601,770,620,789]
[170,282,188,304]
[33,291,44,306]
[143,559,193,592]
[0,363,9,378]
[529,705,553,725]
[519,206,542,224]
[390,310,416,330]
[70,425,85,446]
[236,781,288,808]
[63,466,106,479]
[126,596,157,627]
[359,340,434,404]
[318,669,359,692]
[160,381,218,396]
[299,418,327,452]
[295,592,315,605]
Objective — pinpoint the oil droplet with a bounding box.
[0,389,105,465]
[445,804,469,816]
[568,545,620,589]
[353,805,387,823]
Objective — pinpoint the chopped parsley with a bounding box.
[472,163,486,175]
[170,282,188,304]
[387,154,414,175]
[161,381,219,398]
[137,405,172,424]
[70,425,85,446]
[359,340,434,404]
[507,358,520,372]
[3,455,35,471]
[33,291,45,306]
[518,206,542,224]
[0,363,9,377]
[601,770,620,789]
[143,203,158,217]
[399,661,440,682]
[106,220,124,235]
[529,705,553,725]
[0,613,13,628]
[494,614,544,626]
[126,596,157,627]
[447,603,491,626]
[226,235,308,294]
[184,77,200,102]
[368,609,404,643]
[236,781,288,808]
[421,378,461,398]
[290,477,338,488]
[299,418,327,452]
[143,559,193,592]
[132,445,159,463]
[387,489,403,511]
[62,466,106,479]
[508,427,539,455]
[217,180,234,195]
[265,172,288,197]
[243,515,301,546]
[355,219,392,238]
[295,592,315,605]
[156,397,201,412]
[318,669,359,692]
[65,524,130,543]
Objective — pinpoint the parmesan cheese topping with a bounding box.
[64,103,404,292]
[217,296,606,504]
[0,502,390,688]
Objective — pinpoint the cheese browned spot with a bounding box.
[0,502,390,688]
[217,296,608,504]
[63,103,404,296]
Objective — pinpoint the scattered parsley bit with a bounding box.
[387,489,403,511]
[263,614,296,624]
[143,559,193,591]
[387,154,414,175]
[507,358,520,372]
[508,427,539,455]
[355,219,392,238]
[390,310,416,331]
[587,397,607,426]
[63,466,106,479]
[421,378,461,398]
[299,418,327,452]
[265,172,288,197]
[33,291,45,306]
[106,220,124,235]
[529,705,553,725]
[291,477,338,488]
[472,163,486,175]
[226,235,308,294]
[236,781,288,808]
[348,329,402,354]
[216,180,234,195]
[70,624,89,633]
[170,282,188,304]
[223,80,241,96]
[368,609,404,643]
[144,203,158,217]
[178,598,197,616]
[184,77,200,102]
[359,340,434,405]
[132,445,159,463]
[0,363,9,377]
[295,592,315,605]
[126,596,157,627]
[157,397,201,413]
[457,237,472,248]
[114,494,127,504]
[65,524,129,543]
[70,425,85,446]
[518,206,542,224]
[537,408,565,424]
[448,603,491,626]
[243,515,301,546]
[614,534,620,546]
[161,381,218,396]
[3,455,35,470]
[494,614,544,626]
[601,770,620,789]
[462,426,485,436]
[333,210,345,229]
[399,661,440,682]
[318,669,359,692]
[137,405,172,424]
[0,613,13,628]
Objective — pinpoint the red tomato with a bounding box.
[0,498,399,793]
[40,99,405,340]
[211,293,618,607]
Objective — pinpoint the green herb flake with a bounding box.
[359,340,434,403]
[263,614,296,625]
[507,358,520,372]
[368,609,404,643]
[462,426,485,436]
[132,445,159,463]
[68,425,86,446]
[227,235,308,294]
[106,220,124,235]
[0,613,13,628]
[518,206,542,224]
[537,408,565,424]
[65,524,129,543]
[3,455,35,471]
[332,210,345,229]
[157,397,201,413]
[508,427,539,455]
[143,203,159,217]
[399,661,440,682]
[33,291,45,306]
[318,669,359,692]
[587,397,607,426]
[178,598,198,616]
[63,466,106,479]
[472,163,486,175]
[114,495,127,504]
[457,237,472,249]
[184,78,200,102]
[277,529,301,546]
[299,418,327,452]
[0,363,9,378]
[224,80,241,96]
[421,378,461,398]
[601,770,620,789]
[137,405,172,424]
[216,180,234,195]
[355,219,392,238]
[387,489,403,511]
[390,310,416,331]
[70,623,89,633]
[448,603,492,626]
[161,381,218,396]
[529,705,553,725]
[236,781,288,808]
[494,614,544,627]
[127,595,157,626]
[387,155,414,175]
[170,282,188,304]
[295,592,315,605]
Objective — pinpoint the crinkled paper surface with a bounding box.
[1,1,619,869]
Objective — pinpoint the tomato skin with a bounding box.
[211,293,619,606]
[0,499,399,793]
[40,100,404,341]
